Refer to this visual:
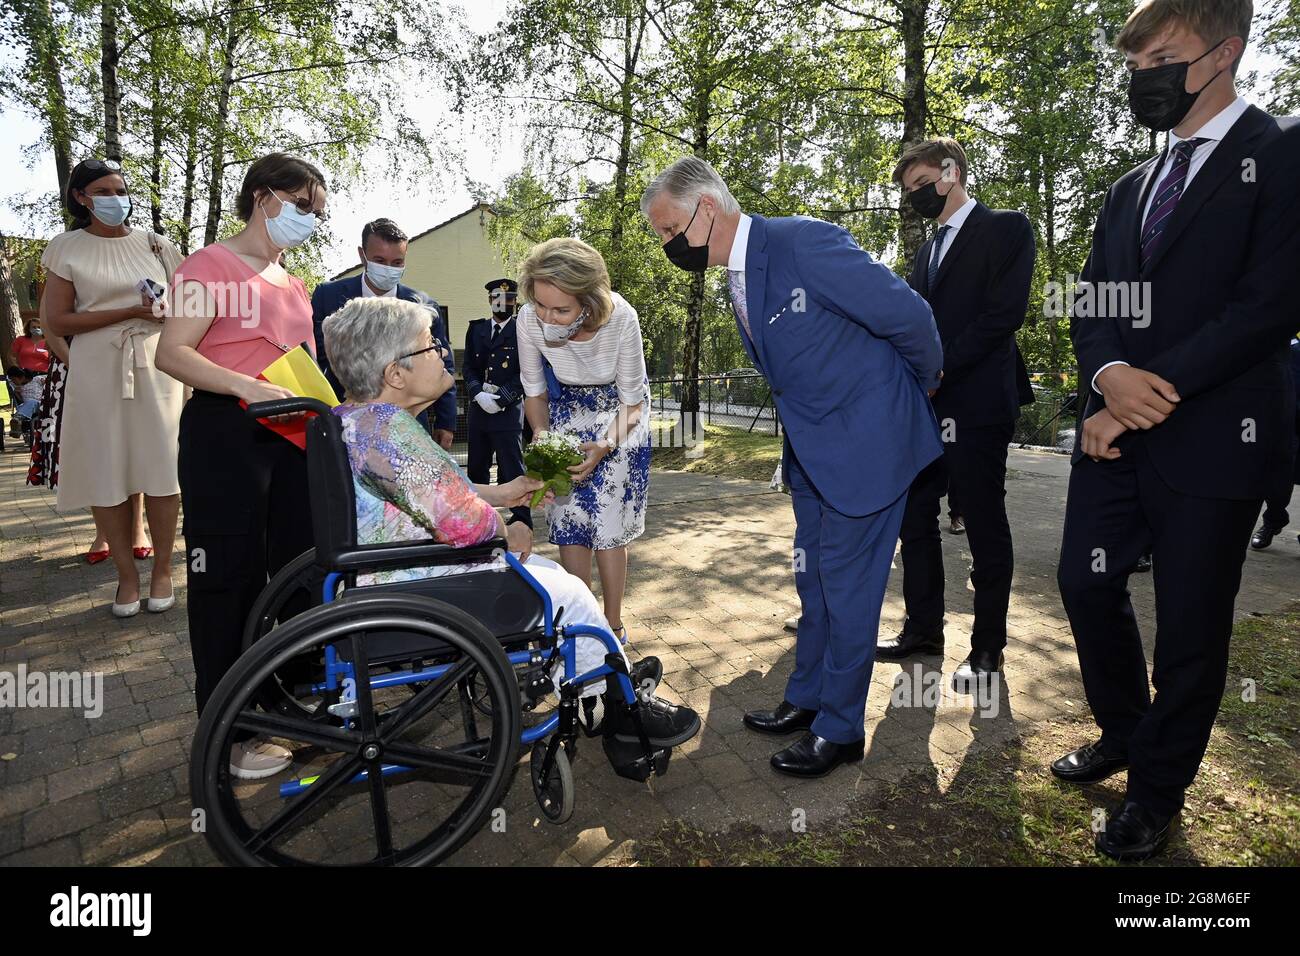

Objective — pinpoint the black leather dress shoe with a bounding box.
[1251,524,1282,550]
[743,700,816,736]
[770,732,864,778]
[951,649,1003,692]
[1096,800,1176,862]
[1050,740,1129,784]
[876,628,944,661]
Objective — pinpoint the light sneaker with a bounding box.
[230,738,293,779]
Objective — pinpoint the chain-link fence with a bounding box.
[439,372,1077,463]
[647,372,783,435]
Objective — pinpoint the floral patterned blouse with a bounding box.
[335,402,499,584]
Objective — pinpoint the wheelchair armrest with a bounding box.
[247,397,334,419]
[319,538,509,575]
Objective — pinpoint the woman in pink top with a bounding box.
[9,317,51,373]
[157,152,328,781]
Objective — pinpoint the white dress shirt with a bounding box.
[1093,96,1251,393]
[1139,95,1250,224]
[932,196,977,269]
[727,213,753,287]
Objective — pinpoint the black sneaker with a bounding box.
[629,656,662,701]
[606,695,700,747]
[579,657,664,736]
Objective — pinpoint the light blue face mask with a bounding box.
[90,194,132,227]
[261,191,318,249]
[365,258,405,292]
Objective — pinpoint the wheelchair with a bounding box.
[3,374,38,453]
[190,397,671,866]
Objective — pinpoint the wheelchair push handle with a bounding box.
[246,396,334,419]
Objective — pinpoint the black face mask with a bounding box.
[1128,38,1227,132]
[662,199,714,272]
[908,181,948,219]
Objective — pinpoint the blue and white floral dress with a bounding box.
[516,291,651,551]
[547,378,650,549]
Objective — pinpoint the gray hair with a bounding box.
[640,156,740,218]
[323,296,430,400]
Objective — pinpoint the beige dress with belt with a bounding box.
[40,227,184,511]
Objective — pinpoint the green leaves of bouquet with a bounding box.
[524,431,586,508]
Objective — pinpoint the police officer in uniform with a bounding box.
[465,279,530,530]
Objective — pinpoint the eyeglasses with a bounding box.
[82,158,122,173]
[398,343,448,361]
[274,189,329,222]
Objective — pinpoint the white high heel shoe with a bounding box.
[111,589,141,618]
[147,587,176,613]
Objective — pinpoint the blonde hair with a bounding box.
[518,237,614,331]
[1116,0,1253,72]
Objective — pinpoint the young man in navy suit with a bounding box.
[1054,0,1300,861]
[881,137,1036,691]
[643,157,943,778]
[311,218,457,446]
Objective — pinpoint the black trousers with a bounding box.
[1262,420,1300,529]
[899,420,1015,651]
[178,391,314,720]
[466,425,530,527]
[1056,437,1258,818]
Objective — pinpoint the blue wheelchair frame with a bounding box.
[277,550,638,800]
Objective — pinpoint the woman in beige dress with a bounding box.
[41,159,184,617]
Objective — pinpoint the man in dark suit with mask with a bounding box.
[1053,0,1300,862]
[880,137,1036,692]
[464,279,530,532]
[311,218,457,446]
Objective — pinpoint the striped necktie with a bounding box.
[927,225,950,290]
[1140,138,1206,269]
[728,270,752,340]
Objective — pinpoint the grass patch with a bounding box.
[635,606,1300,867]
[650,422,783,482]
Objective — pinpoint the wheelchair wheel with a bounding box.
[240,548,326,722]
[192,593,521,866]
[529,738,575,825]
[242,547,319,652]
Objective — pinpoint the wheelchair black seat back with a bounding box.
[239,405,546,660]
[190,397,659,867]
[303,406,547,655]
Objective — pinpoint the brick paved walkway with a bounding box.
[1,444,1295,866]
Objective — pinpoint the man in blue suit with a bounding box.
[643,157,944,777]
[311,218,457,447]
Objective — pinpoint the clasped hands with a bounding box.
[1083,365,1181,462]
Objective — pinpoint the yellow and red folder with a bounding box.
[240,345,339,450]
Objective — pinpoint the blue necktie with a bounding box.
[927,225,950,290]
[1140,138,1206,269]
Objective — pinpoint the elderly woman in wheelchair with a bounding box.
[189,296,698,866]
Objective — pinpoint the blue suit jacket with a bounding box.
[311,275,458,433]
[744,214,944,516]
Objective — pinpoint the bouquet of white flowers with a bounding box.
[524,431,586,508]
